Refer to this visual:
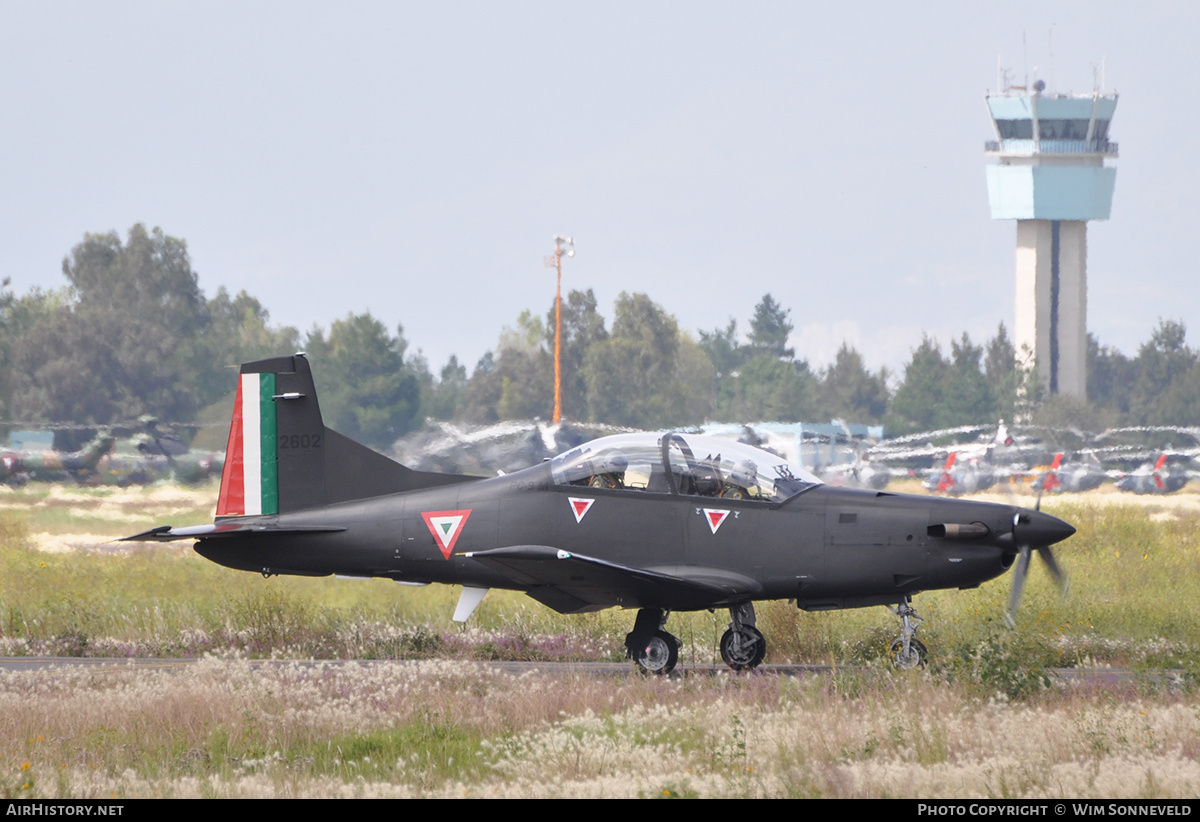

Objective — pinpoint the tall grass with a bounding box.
[0,491,1197,672]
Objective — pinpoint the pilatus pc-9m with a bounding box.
[126,355,1075,674]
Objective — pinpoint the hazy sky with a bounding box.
[1,1,1195,380]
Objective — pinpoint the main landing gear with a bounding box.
[626,608,679,675]
[887,597,927,670]
[626,603,767,675]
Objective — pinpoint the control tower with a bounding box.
[984,80,1118,398]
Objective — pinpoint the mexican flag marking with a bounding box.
[568,497,594,523]
[422,509,473,559]
[702,508,730,534]
[217,372,278,516]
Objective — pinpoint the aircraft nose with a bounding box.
[1015,509,1076,547]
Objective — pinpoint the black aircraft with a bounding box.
[126,355,1076,674]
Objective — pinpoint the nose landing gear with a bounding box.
[887,598,927,669]
[720,602,765,671]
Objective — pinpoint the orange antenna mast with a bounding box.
[546,235,574,423]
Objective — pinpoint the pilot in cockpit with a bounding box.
[579,450,629,489]
[720,458,760,500]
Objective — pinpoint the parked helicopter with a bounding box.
[0,433,115,485]
[125,354,1075,673]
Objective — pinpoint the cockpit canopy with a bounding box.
[550,433,822,503]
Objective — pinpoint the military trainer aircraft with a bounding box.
[1116,454,1190,495]
[1030,452,1108,495]
[125,354,1076,674]
[922,451,1000,496]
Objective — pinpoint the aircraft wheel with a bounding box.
[635,630,679,675]
[888,637,927,670]
[720,626,766,671]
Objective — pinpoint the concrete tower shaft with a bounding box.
[1014,219,1087,397]
[985,85,1118,399]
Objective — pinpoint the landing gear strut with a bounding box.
[887,598,927,670]
[720,602,766,671]
[626,608,679,675]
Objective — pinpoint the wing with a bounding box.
[464,545,762,614]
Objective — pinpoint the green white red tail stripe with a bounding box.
[217,373,279,516]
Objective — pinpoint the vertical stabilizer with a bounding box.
[216,354,475,518]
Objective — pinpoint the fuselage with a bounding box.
[194,460,1058,614]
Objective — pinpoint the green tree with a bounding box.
[747,293,795,359]
[699,318,748,376]
[983,323,1018,422]
[304,313,423,448]
[583,293,697,428]
[818,343,889,423]
[459,311,552,423]
[718,355,817,422]
[941,333,994,424]
[545,289,608,421]
[204,287,300,400]
[1154,361,1200,425]
[1088,333,1135,418]
[428,355,468,420]
[1128,319,1197,424]
[460,351,503,424]
[701,298,818,422]
[886,336,950,434]
[7,225,212,425]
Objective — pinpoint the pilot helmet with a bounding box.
[728,459,757,488]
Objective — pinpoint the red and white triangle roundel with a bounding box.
[703,508,730,534]
[422,509,473,559]
[568,497,594,523]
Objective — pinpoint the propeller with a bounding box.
[1004,504,1073,628]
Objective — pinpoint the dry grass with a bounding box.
[1,659,1197,798]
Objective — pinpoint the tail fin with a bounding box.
[216,354,474,517]
[77,434,116,467]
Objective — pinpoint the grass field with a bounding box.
[0,481,1198,797]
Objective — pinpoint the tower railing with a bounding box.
[985,139,1119,157]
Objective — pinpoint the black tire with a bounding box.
[720,626,766,671]
[635,630,679,675]
[888,637,927,670]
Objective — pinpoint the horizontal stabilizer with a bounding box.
[122,523,346,542]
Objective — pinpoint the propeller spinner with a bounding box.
[1004,508,1074,627]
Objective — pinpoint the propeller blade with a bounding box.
[1006,544,1032,628]
[1037,545,1068,593]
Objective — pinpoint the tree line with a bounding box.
[1,225,1197,450]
